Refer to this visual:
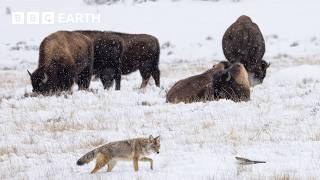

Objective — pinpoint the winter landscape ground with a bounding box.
[1,0,320,179]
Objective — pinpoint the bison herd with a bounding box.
[28,15,269,104]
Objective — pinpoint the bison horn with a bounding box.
[27,70,32,76]
[226,72,231,81]
[42,73,48,83]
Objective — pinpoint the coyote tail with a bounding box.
[77,148,100,166]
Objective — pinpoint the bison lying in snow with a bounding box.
[76,31,161,90]
[28,31,94,94]
[211,62,250,102]
[166,62,250,103]
[166,61,228,103]
[222,15,269,86]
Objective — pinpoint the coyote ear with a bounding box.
[155,136,160,143]
[149,135,154,142]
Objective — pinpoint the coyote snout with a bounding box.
[77,135,160,173]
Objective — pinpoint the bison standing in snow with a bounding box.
[222,15,269,86]
[75,31,124,90]
[76,31,161,90]
[28,31,94,94]
[166,61,250,103]
[115,32,161,89]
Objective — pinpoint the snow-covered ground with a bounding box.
[1,0,320,179]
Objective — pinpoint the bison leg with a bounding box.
[58,65,75,92]
[151,67,160,87]
[114,66,121,91]
[77,65,92,90]
[139,68,151,89]
[100,68,115,90]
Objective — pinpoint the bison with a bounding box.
[222,15,269,86]
[166,62,250,103]
[76,31,160,90]
[211,62,250,102]
[28,31,94,94]
[74,31,123,90]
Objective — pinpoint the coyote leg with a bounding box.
[91,153,109,174]
[107,160,117,172]
[133,157,139,172]
[140,157,153,170]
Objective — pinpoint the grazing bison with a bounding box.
[222,15,269,86]
[166,62,250,103]
[166,61,230,103]
[76,31,160,90]
[75,31,124,90]
[28,31,94,94]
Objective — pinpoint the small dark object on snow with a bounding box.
[235,156,266,165]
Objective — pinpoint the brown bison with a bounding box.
[28,31,94,94]
[75,31,123,90]
[222,15,269,86]
[76,31,160,90]
[166,61,250,103]
[211,62,250,102]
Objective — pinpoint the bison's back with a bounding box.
[111,32,160,74]
[222,20,265,65]
[166,74,210,103]
[166,63,226,103]
[77,31,124,75]
[39,31,92,70]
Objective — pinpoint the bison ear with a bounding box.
[42,73,48,83]
[261,60,270,69]
[27,70,32,77]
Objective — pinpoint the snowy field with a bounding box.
[1,0,320,179]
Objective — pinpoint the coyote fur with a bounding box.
[77,135,160,173]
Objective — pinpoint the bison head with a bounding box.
[248,60,270,86]
[212,63,250,102]
[28,68,51,94]
[99,68,115,90]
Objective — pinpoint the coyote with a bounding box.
[77,135,160,173]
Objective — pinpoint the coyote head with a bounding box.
[147,135,160,154]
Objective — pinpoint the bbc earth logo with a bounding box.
[11,12,101,24]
